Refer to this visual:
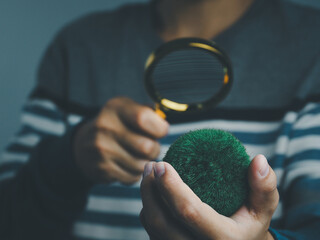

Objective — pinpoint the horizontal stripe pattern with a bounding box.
[294,113,320,130]
[1,99,320,239]
[10,134,41,147]
[26,98,58,111]
[299,102,318,114]
[1,152,29,164]
[282,160,320,190]
[21,113,65,136]
[6,143,34,155]
[86,196,142,215]
[168,119,282,135]
[0,98,69,173]
[73,223,148,240]
[287,135,320,158]
[68,114,83,125]
[90,184,141,199]
[0,171,15,182]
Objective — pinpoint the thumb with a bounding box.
[248,155,279,220]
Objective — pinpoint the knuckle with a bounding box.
[99,161,113,174]
[136,107,151,126]
[264,182,277,194]
[105,97,122,108]
[104,124,117,137]
[93,135,114,156]
[177,201,199,224]
[95,119,120,140]
[94,119,117,138]
[147,214,165,232]
[141,140,157,157]
[270,191,280,212]
[94,116,105,129]
[105,97,131,111]
[95,109,113,128]
[264,176,278,194]
[93,137,105,153]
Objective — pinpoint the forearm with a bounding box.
[0,96,93,239]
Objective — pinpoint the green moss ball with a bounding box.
[163,129,251,217]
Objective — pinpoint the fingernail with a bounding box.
[143,162,153,178]
[258,155,269,178]
[154,162,165,178]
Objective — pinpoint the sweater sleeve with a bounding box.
[0,98,92,239]
[270,102,320,240]
[0,31,93,239]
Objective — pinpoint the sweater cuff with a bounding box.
[37,121,93,200]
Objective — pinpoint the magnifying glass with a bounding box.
[144,38,233,119]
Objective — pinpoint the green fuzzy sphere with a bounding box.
[163,129,251,217]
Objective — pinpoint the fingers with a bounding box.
[152,162,203,222]
[95,133,148,174]
[141,160,278,240]
[119,129,161,160]
[140,162,195,240]
[107,97,169,138]
[74,97,169,185]
[97,112,161,160]
[100,160,142,185]
[149,162,230,238]
[248,155,279,221]
[101,97,165,159]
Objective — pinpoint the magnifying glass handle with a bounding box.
[155,103,167,119]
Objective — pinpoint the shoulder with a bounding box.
[278,0,320,100]
[280,0,320,22]
[279,0,320,43]
[36,3,152,107]
[53,3,150,46]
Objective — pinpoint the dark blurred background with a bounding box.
[0,0,319,151]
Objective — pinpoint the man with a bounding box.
[1,0,320,239]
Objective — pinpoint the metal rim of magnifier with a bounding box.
[144,37,233,113]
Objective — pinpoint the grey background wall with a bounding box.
[0,0,147,152]
[0,0,319,152]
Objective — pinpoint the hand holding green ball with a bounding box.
[163,128,251,217]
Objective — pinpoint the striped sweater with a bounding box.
[1,0,320,239]
[1,98,320,239]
